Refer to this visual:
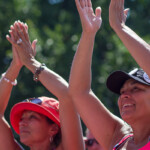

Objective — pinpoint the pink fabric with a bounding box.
[113,134,133,150]
[139,141,150,150]
[113,134,150,150]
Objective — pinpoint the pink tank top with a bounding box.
[113,134,150,150]
[139,141,150,150]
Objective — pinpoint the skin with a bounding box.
[69,0,150,149]
[0,22,59,150]
[0,54,23,150]
[109,0,150,76]
[7,21,85,150]
[119,79,150,124]
[0,25,35,150]
[19,110,57,150]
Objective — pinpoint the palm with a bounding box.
[76,0,102,33]
[83,8,99,30]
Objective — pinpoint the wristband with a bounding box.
[1,73,17,86]
[33,63,46,82]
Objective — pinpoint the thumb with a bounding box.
[124,8,129,18]
[95,7,102,18]
[31,39,38,56]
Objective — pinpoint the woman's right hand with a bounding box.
[6,25,22,69]
[109,0,129,31]
[75,0,102,35]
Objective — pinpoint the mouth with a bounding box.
[20,129,30,134]
[122,103,134,108]
[122,103,135,112]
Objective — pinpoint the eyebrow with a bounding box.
[120,80,140,91]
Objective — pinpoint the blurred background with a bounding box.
[1,0,150,149]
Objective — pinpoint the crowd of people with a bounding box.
[1,0,150,149]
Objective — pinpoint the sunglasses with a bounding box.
[22,98,42,104]
[85,138,99,147]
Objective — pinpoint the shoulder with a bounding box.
[110,121,133,149]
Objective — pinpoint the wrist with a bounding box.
[33,63,46,82]
[82,31,96,40]
[112,23,126,34]
[11,61,22,70]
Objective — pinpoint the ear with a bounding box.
[48,124,59,136]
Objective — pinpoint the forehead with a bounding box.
[22,110,40,116]
[120,79,139,91]
[121,78,148,89]
[124,79,139,85]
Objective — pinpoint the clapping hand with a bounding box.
[6,21,37,66]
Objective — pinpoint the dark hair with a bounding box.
[46,117,62,148]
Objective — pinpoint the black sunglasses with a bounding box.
[85,138,99,147]
[22,97,42,104]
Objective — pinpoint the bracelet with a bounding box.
[33,63,46,82]
[1,73,17,86]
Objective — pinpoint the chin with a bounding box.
[20,135,31,146]
[121,112,135,124]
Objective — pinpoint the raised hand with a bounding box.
[6,21,37,66]
[8,25,23,68]
[109,0,129,30]
[75,0,102,34]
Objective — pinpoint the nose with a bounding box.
[120,91,131,99]
[19,118,28,127]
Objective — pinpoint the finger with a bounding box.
[24,23,29,33]
[9,30,14,40]
[95,7,102,18]
[87,0,92,7]
[13,22,23,41]
[84,0,88,7]
[23,24,30,42]
[15,22,26,41]
[118,0,124,11]
[6,34,17,45]
[18,21,28,35]
[10,25,19,42]
[31,39,38,56]
[75,0,82,13]
[18,21,30,42]
[124,8,129,17]
[81,0,86,8]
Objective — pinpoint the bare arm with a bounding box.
[7,21,85,150]
[69,0,127,149]
[0,35,23,150]
[109,0,150,76]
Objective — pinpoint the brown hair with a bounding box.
[46,117,62,148]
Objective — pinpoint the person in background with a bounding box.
[85,128,104,150]
[69,0,150,149]
[6,21,85,150]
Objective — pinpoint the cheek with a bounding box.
[117,97,121,109]
[117,98,122,114]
